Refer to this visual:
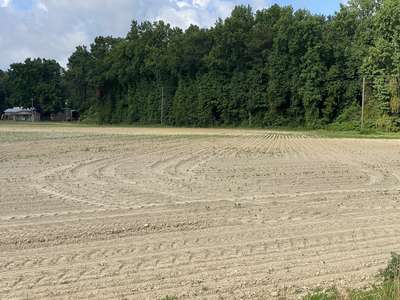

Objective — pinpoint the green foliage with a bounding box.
[6,58,66,115]
[303,289,338,300]
[330,103,361,130]
[336,103,361,124]
[160,296,178,300]
[304,252,400,300]
[375,115,399,132]
[305,281,400,300]
[349,280,400,300]
[0,70,7,112]
[380,252,400,282]
[2,1,400,129]
[65,46,93,112]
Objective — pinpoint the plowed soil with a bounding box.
[1,124,400,299]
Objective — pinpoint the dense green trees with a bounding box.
[2,0,400,129]
[362,0,400,122]
[5,58,66,115]
[0,70,7,112]
[65,46,93,113]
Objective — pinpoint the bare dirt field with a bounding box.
[1,124,400,299]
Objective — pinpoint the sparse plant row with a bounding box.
[160,254,400,300]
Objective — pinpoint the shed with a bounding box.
[50,109,79,122]
[1,107,41,121]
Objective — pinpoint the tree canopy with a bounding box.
[2,0,400,129]
[5,58,65,115]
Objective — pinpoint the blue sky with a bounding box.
[11,0,34,10]
[9,0,344,15]
[0,0,345,69]
[270,0,343,15]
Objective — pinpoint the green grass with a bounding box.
[0,120,89,128]
[305,253,400,300]
[306,129,400,139]
[158,253,400,300]
[304,281,400,300]
[0,131,87,142]
[303,288,338,300]
[0,120,177,129]
[350,280,400,300]
[3,120,400,140]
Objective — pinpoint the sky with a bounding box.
[0,0,346,70]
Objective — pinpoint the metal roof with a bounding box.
[4,107,36,113]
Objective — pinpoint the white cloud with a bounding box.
[154,0,238,29]
[176,1,191,8]
[193,0,212,8]
[0,0,11,8]
[0,0,255,70]
[37,1,48,12]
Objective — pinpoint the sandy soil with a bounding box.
[1,124,400,299]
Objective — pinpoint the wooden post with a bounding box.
[248,111,252,127]
[361,77,366,130]
[31,98,34,122]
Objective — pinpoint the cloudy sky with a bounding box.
[0,0,345,70]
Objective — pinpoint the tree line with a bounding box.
[1,0,400,130]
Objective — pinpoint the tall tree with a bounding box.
[65,46,93,112]
[6,58,66,115]
[0,70,7,112]
[5,2,398,130]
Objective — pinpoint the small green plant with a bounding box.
[303,288,338,300]
[358,128,377,135]
[304,253,400,300]
[160,296,178,300]
[380,252,400,282]
[349,280,400,299]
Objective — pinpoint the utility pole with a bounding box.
[361,77,366,130]
[161,86,164,125]
[248,111,252,127]
[31,97,34,122]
